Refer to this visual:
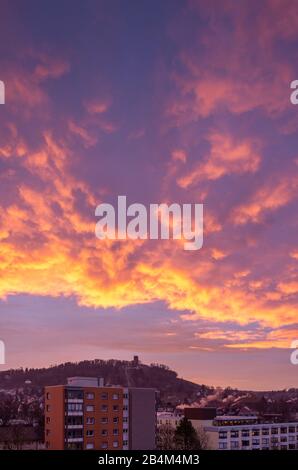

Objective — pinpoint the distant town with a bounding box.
[0,356,298,450]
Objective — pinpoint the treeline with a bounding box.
[0,359,202,404]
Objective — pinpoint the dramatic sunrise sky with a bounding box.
[0,0,298,390]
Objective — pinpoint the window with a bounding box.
[86,393,95,400]
[86,443,94,449]
[66,390,83,400]
[101,429,108,436]
[262,438,269,445]
[231,441,239,449]
[123,417,128,423]
[219,431,227,439]
[123,393,129,399]
[219,442,227,449]
[46,405,51,412]
[271,428,278,434]
[101,417,108,424]
[101,442,108,449]
[46,417,50,424]
[67,416,83,426]
[46,429,50,436]
[86,430,94,437]
[241,440,249,447]
[67,403,83,412]
[241,430,250,437]
[67,442,83,450]
[289,426,295,433]
[281,427,287,434]
[262,428,269,435]
[113,429,119,436]
[86,417,95,425]
[113,405,119,412]
[231,431,239,438]
[113,441,119,448]
[113,417,119,424]
[67,429,83,439]
[123,440,128,446]
[112,393,119,400]
[123,428,128,434]
[101,393,108,400]
[46,441,50,449]
[86,405,94,412]
[46,392,51,400]
[123,405,128,411]
[252,439,260,445]
[101,404,108,412]
[252,429,260,436]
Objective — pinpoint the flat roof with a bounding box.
[215,415,258,420]
[205,421,298,431]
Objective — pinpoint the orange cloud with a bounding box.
[84,99,110,115]
[5,55,69,112]
[225,328,298,349]
[0,125,297,349]
[277,281,298,296]
[168,0,295,123]
[231,175,298,225]
[3,122,296,339]
[68,120,98,148]
[172,149,187,163]
[211,248,228,260]
[178,132,261,188]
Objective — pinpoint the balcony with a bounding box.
[65,425,83,429]
[66,411,83,416]
[65,398,83,403]
[66,437,83,443]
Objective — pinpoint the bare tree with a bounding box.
[156,424,176,450]
[195,425,210,450]
[11,425,26,450]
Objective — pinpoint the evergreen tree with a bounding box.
[174,417,201,450]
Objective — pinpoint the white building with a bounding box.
[184,409,298,450]
[205,418,298,450]
[156,412,183,428]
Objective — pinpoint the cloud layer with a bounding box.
[0,0,297,363]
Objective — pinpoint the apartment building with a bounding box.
[184,408,298,450]
[45,377,155,450]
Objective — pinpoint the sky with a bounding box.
[0,0,298,390]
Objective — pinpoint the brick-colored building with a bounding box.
[45,377,155,450]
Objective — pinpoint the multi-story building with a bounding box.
[184,408,298,450]
[45,377,156,450]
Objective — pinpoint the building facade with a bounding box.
[45,377,155,450]
[184,408,298,450]
[205,418,298,450]
[156,411,183,428]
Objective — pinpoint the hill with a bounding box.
[0,358,297,415]
[0,358,204,405]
